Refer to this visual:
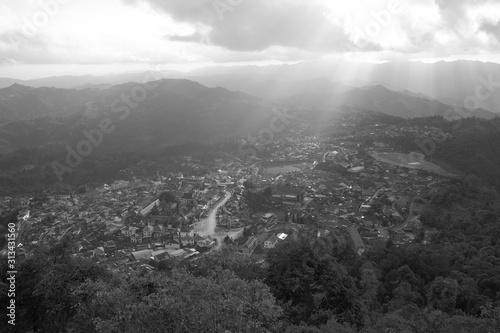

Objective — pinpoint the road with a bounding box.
[193,191,232,237]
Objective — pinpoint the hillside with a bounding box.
[201,78,497,120]
[0,79,278,154]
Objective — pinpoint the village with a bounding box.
[0,117,455,274]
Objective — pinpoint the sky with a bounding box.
[0,0,499,79]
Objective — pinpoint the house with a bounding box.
[163,229,177,240]
[151,249,170,262]
[264,235,279,249]
[130,230,143,243]
[114,249,127,259]
[262,213,275,221]
[93,246,106,259]
[238,236,258,255]
[179,192,194,205]
[153,225,164,238]
[104,240,116,249]
[122,226,138,237]
[179,226,193,237]
[139,199,160,217]
[135,243,150,251]
[165,239,180,249]
[272,186,304,205]
[143,225,154,238]
[129,249,153,261]
[167,249,189,259]
[403,215,422,233]
[277,233,288,241]
[194,234,214,247]
[180,236,195,247]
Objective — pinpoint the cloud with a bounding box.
[480,20,500,42]
[124,0,353,52]
[433,0,495,31]
[167,31,208,44]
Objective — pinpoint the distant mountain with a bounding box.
[201,77,497,119]
[0,79,281,155]
[336,85,497,119]
[0,84,98,124]
[205,78,352,102]
[187,59,500,114]
[5,59,499,116]
[0,70,185,90]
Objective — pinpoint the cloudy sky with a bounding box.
[0,0,499,79]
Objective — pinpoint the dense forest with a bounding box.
[2,177,500,333]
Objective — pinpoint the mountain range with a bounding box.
[0,79,281,156]
[0,59,499,180]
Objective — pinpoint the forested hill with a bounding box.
[379,116,500,192]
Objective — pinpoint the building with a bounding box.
[238,236,258,255]
[130,230,143,243]
[348,166,365,174]
[349,226,366,255]
[180,236,195,247]
[143,225,154,238]
[271,186,304,206]
[129,249,153,261]
[194,234,214,247]
[264,235,279,249]
[153,225,164,238]
[359,205,371,213]
[151,249,170,262]
[165,239,180,249]
[140,199,159,217]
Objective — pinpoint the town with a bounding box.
[0,112,458,274]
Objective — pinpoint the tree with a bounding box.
[93,269,283,333]
[243,227,252,238]
[359,262,383,323]
[159,191,177,204]
[150,204,159,216]
[0,238,109,333]
[188,246,265,281]
[266,234,363,327]
[427,277,459,314]
[243,180,256,190]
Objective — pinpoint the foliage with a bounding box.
[92,269,284,333]
[266,234,364,327]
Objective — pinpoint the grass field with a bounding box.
[371,151,457,177]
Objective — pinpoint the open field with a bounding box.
[371,151,458,178]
